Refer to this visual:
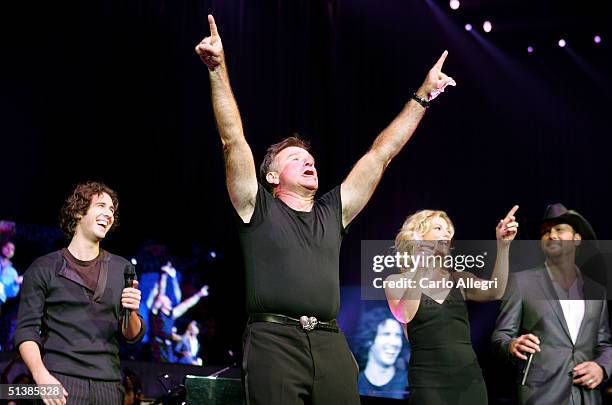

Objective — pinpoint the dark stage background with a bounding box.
[1,0,611,402]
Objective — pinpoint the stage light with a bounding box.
[558,39,566,48]
[209,251,217,259]
[465,23,473,32]
[483,21,492,33]
[594,35,602,44]
[130,258,137,265]
[527,46,534,53]
[449,0,460,10]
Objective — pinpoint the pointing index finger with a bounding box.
[505,205,519,220]
[208,14,219,36]
[433,50,448,71]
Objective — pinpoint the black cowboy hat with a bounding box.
[533,203,597,241]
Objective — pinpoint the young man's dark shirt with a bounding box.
[61,248,101,293]
[14,250,146,381]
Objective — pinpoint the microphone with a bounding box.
[123,264,136,331]
[521,351,534,386]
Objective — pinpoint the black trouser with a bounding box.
[50,372,123,405]
[242,321,360,405]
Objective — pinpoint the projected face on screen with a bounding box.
[369,319,403,367]
[346,303,410,400]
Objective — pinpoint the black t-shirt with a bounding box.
[358,368,409,399]
[14,251,146,381]
[238,183,345,321]
[61,248,102,292]
[150,310,174,341]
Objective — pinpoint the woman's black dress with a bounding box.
[406,282,487,404]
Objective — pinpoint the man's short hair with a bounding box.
[60,181,119,239]
[259,135,310,191]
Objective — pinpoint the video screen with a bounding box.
[339,286,410,400]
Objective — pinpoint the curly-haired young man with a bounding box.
[15,181,145,405]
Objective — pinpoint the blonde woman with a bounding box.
[384,206,518,404]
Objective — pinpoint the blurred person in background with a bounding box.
[149,271,209,363]
[175,320,203,366]
[122,368,144,405]
[146,261,182,310]
[1,237,22,351]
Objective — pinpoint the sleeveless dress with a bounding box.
[406,282,487,404]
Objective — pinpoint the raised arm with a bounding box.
[455,205,519,301]
[171,273,182,303]
[157,272,168,298]
[161,262,182,302]
[150,273,168,315]
[145,281,159,309]
[173,285,209,319]
[385,268,430,324]
[195,15,257,223]
[340,51,456,227]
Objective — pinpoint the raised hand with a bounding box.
[417,50,457,101]
[161,261,177,278]
[497,205,519,243]
[195,14,224,70]
[198,285,210,298]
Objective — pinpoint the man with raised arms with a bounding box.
[195,15,455,404]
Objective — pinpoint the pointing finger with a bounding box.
[505,205,519,220]
[208,14,219,37]
[433,50,449,71]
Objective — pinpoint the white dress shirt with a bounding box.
[546,263,585,344]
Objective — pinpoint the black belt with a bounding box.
[248,313,339,333]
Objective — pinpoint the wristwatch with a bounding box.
[411,93,430,109]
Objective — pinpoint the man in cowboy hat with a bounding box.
[492,203,612,405]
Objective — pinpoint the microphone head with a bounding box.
[124,264,136,279]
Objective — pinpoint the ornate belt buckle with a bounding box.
[299,316,318,331]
